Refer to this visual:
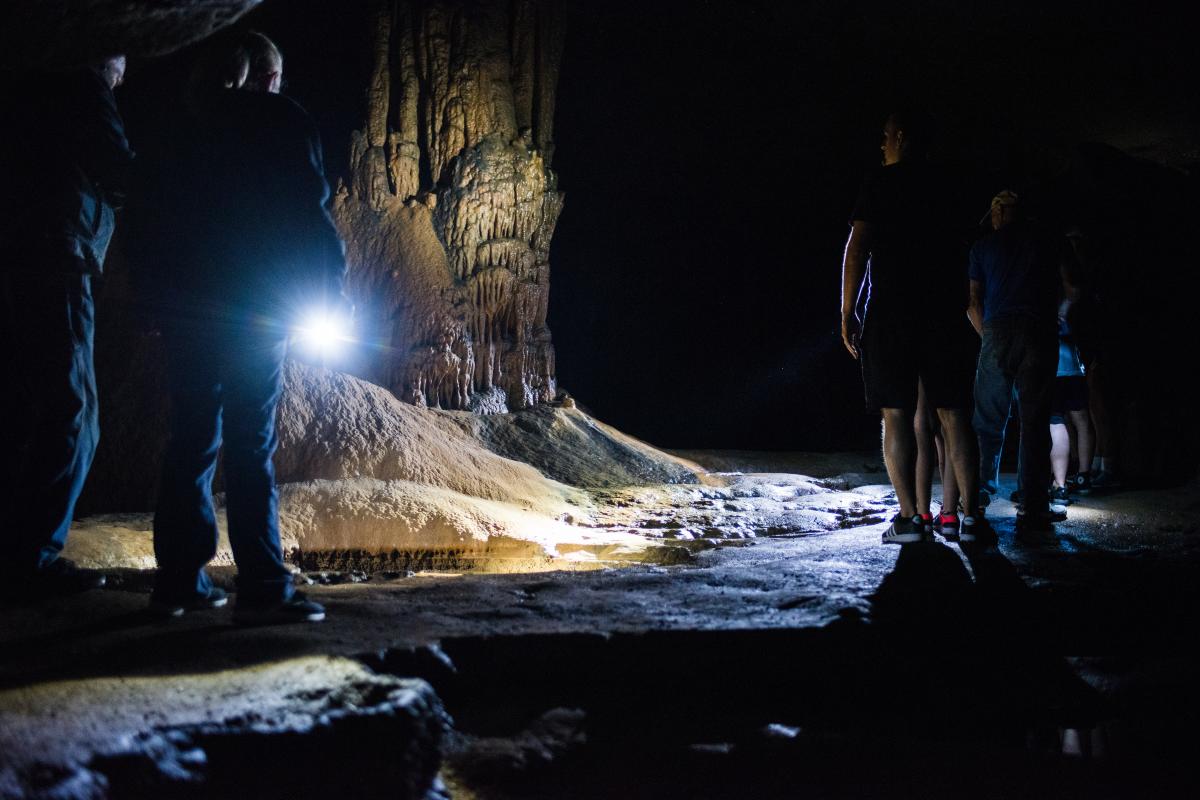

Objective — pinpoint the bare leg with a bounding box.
[1051,422,1070,487]
[914,383,934,517]
[882,408,918,518]
[935,408,980,516]
[1069,409,1094,476]
[937,430,961,513]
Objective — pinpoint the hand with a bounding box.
[841,313,861,359]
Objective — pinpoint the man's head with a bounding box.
[989,190,1019,231]
[881,107,933,165]
[240,31,283,94]
[99,55,126,90]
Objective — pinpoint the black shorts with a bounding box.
[860,312,979,411]
[1050,375,1089,421]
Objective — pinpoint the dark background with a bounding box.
[123,0,1200,457]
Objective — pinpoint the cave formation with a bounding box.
[335,0,564,413]
[2,2,1200,799]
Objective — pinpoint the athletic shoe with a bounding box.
[1068,472,1092,494]
[1017,504,1068,523]
[1,558,106,600]
[233,592,326,626]
[959,515,997,545]
[1051,485,1073,505]
[918,513,933,535]
[149,586,229,619]
[933,511,960,542]
[882,514,926,545]
[1015,513,1060,543]
[1090,471,1121,491]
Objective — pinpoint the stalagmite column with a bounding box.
[335,0,564,412]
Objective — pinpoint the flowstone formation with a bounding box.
[335,0,565,413]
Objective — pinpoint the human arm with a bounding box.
[840,220,872,359]
[967,279,985,335]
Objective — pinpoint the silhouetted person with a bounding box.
[841,110,990,545]
[128,33,345,623]
[0,56,132,596]
[967,191,1066,538]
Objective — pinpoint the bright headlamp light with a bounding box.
[294,308,353,359]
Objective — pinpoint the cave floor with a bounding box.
[2,465,1198,798]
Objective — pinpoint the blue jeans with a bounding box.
[2,271,99,573]
[974,330,1017,495]
[974,319,1056,511]
[153,325,293,604]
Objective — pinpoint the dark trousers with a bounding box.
[1,271,98,573]
[974,332,1021,495]
[975,318,1057,513]
[153,325,293,603]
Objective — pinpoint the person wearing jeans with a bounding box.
[967,191,1066,537]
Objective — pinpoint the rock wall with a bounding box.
[334,0,565,413]
[0,1,262,67]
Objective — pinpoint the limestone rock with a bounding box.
[0,657,447,800]
[1,1,262,68]
[335,0,565,413]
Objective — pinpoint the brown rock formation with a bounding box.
[1,1,262,67]
[334,0,565,413]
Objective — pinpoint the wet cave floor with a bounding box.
[1,466,1198,799]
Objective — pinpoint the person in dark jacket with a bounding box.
[128,33,346,624]
[0,56,133,596]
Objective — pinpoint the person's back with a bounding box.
[131,87,341,327]
[145,32,341,625]
[855,160,969,316]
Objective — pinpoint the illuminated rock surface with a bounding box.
[0,657,446,800]
[68,363,889,572]
[3,473,1198,798]
[333,0,565,411]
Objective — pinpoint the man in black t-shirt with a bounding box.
[840,109,990,545]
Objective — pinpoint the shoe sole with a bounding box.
[882,533,925,544]
[150,595,229,619]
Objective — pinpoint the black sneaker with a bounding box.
[1068,472,1092,494]
[1015,515,1060,544]
[933,511,960,542]
[7,558,107,599]
[1018,504,1068,523]
[233,592,326,626]
[149,586,229,619]
[959,515,997,545]
[1051,485,1073,505]
[882,514,926,545]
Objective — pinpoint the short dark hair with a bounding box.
[888,107,934,156]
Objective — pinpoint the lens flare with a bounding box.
[294,309,353,359]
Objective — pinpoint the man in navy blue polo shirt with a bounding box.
[967,191,1067,537]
